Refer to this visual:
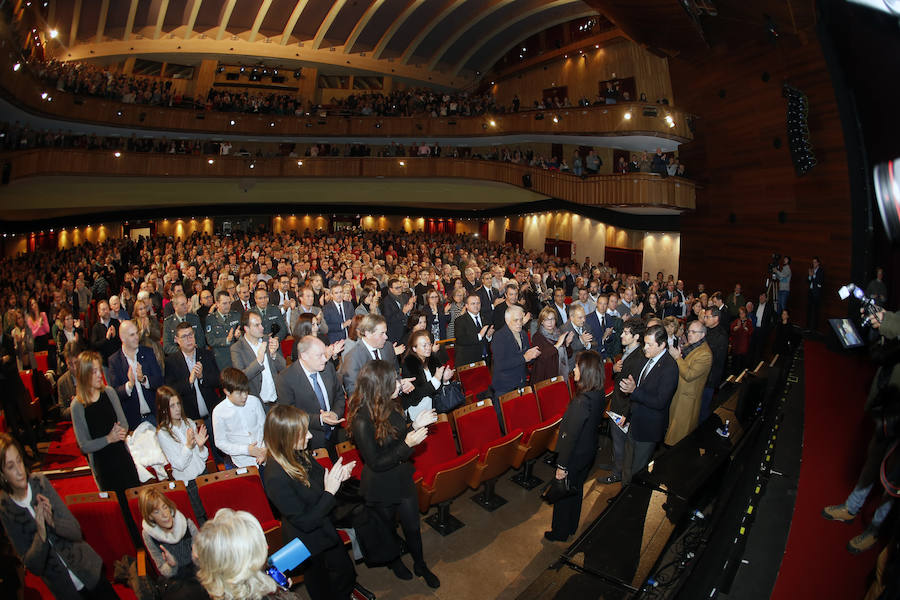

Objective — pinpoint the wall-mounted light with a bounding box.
[624,111,632,120]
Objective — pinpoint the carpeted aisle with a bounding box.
[772,340,879,600]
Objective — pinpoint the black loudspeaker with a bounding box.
[522,174,532,188]
[1,162,10,185]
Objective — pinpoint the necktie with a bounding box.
[638,359,653,386]
[474,314,482,329]
[373,348,380,361]
[310,373,332,438]
[337,302,345,322]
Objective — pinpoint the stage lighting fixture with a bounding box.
[624,111,632,120]
[874,157,900,242]
[489,120,496,127]
[208,159,214,165]
[13,62,20,71]
[49,29,58,39]
[114,151,121,158]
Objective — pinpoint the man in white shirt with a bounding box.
[230,311,285,411]
[213,367,267,470]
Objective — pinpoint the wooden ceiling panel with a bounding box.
[411,0,490,64]
[193,0,227,31]
[259,0,300,37]
[351,0,411,51]
[103,0,134,39]
[291,0,334,40]
[322,0,375,47]
[380,0,450,58]
[226,0,263,32]
[162,0,190,30]
[438,0,537,70]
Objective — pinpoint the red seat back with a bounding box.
[196,466,276,529]
[125,480,198,533]
[445,344,456,369]
[335,441,363,480]
[535,376,572,421]
[281,337,295,362]
[458,361,491,398]
[34,351,49,373]
[19,370,35,399]
[604,361,615,396]
[312,448,333,470]
[453,400,504,455]
[411,415,458,480]
[66,492,136,576]
[499,388,541,435]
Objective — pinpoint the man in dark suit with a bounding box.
[273,276,297,318]
[807,256,825,330]
[108,319,164,429]
[165,321,221,423]
[381,278,415,345]
[462,267,479,293]
[162,293,205,356]
[250,288,288,342]
[749,293,776,364]
[477,272,501,323]
[585,294,622,359]
[277,336,346,459]
[563,265,578,298]
[492,282,528,332]
[618,324,678,483]
[453,293,494,368]
[162,283,185,319]
[560,304,596,373]
[90,299,121,366]
[230,283,254,314]
[322,284,354,344]
[661,281,684,319]
[602,320,647,484]
[700,306,729,422]
[491,306,541,426]
[550,287,569,328]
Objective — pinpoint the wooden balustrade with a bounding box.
[0,151,696,211]
[1,58,692,142]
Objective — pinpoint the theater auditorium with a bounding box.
[1,1,898,599]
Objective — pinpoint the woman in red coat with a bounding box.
[730,306,754,375]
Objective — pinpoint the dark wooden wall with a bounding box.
[671,34,852,329]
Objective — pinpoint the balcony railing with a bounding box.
[1,151,696,211]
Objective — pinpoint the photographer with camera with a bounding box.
[773,255,792,312]
[822,307,900,554]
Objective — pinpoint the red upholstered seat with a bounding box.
[445,343,456,369]
[335,441,364,480]
[34,351,49,373]
[281,337,295,362]
[457,360,491,398]
[311,447,333,470]
[196,466,281,548]
[605,360,615,396]
[499,387,561,466]
[65,492,136,578]
[453,399,523,490]
[412,416,460,486]
[125,480,198,534]
[19,370,35,399]
[535,376,572,421]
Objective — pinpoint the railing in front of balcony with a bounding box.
[1,151,696,211]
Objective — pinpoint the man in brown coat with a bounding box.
[664,321,713,446]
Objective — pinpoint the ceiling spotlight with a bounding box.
[208,158,214,164]
[49,29,58,39]
[113,151,121,158]
[12,62,21,71]
[624,111,632,120]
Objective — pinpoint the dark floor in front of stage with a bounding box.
[296,443,619,600]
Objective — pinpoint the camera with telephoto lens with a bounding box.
[838,283,882,327]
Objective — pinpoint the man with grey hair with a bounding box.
[491,305,541,425]
[276,335,346,458]
[108,295,129,321]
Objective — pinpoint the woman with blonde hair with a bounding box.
[262,404,361,600]
[194,508,299,600]
[138,487,199,579]
[133,297,164,369]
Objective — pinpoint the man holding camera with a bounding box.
[822,308,900,554]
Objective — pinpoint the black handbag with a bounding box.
[350,505,401,567]
[433,380,465,413]
[541,474,576,504]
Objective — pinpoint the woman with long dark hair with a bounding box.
[155,386,209,523]
[401,330,455,419]
[545,350,605,542]
[349,360,440,588]
[263,404,361,600]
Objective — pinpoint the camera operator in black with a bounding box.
[822,308,900,554]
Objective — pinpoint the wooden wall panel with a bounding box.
[492,40,674,107]
[671,34,851,329]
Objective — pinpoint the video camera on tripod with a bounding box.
[838,283,883,327]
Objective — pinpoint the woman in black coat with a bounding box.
[349,360,440,588]
[400,330,455,418]
[545,350,605,542]
[262,404,358,600]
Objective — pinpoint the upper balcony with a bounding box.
[0,150,696,223]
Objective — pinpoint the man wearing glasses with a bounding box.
[663,322,712,446]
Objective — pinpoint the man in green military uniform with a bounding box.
[206,290,243,370]
[251,288,288,342]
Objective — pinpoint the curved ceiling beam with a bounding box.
[343,0,385,54]
[215,0,237,41]
[95,0,109,43]
[248,0,273,42]
[280,0,310,45]
[455,5,596,76]
[184,0,203,39]
[68,0,82,46]
[152,0,170,40]
[312,0,347,50]
[123,0,138,41]
[372,0,424,60]
[426,0,516,71]
[400,0,465,65]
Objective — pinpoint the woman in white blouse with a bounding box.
[155,385,209,523]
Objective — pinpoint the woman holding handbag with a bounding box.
[401,330,456,418]
[545,350,605,542]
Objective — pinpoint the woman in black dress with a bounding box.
[70,351,141,540]
[545,350,605,542]
[349,360,440,588]
[263,404,360,600]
